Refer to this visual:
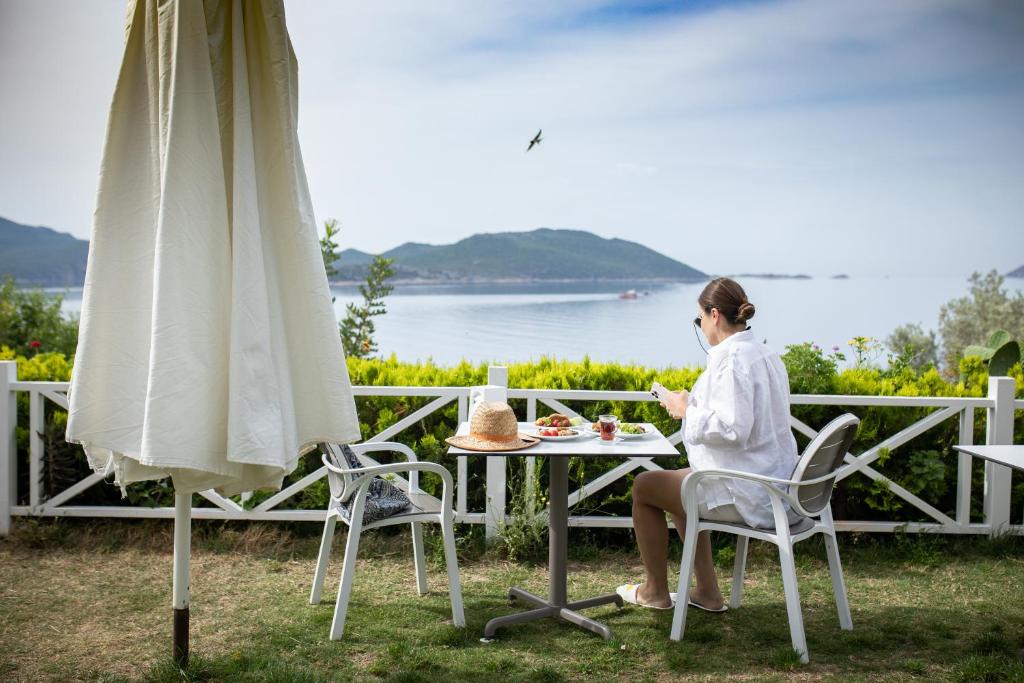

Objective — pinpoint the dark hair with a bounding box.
[698,277,755,325]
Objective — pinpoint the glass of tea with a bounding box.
[598,414,618,441]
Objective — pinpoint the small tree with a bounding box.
[340,255,396,358]
[937,271,1024,373]
[320,218,342,281]
[318,218,396,358]
[885,323,939,371]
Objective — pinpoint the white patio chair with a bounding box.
[309,441,465,640]
[671,414,860,663]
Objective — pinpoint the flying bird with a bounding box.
[526,129,542,152]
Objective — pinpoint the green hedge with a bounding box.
[3,346,1022,528]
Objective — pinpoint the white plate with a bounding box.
[617,426,653,440]
[584,423,651,439]
[533,429,584,442]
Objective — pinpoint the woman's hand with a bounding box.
[659,389,689,420]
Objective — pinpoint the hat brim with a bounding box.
[445,432,540,452]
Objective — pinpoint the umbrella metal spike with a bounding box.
[173,491,191,668]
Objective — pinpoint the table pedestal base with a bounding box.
[482,588,623,641]
[481,454,627,641]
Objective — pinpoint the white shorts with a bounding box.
[697,500,744,523]
[697,500,802,527]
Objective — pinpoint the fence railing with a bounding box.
[0,361,1019,537]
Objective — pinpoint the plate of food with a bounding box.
[534,413,585,429]
[616,423,651,439]
[534,427,583,441]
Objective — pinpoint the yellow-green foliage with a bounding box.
[1,346,74,381]
[4,351,1022,526]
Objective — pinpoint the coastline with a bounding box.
[31,274,818,289]
[725,273,813,280]
[326,276,709,287]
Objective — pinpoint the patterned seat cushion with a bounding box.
[324,443,412,524]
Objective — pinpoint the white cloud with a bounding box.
[1,0,1022,276]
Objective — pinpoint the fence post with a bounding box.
[485,366,509,539]
[983,376,1015,536]
[955,407,974,526]
[28,390,44,511]
[525,398,537,517]
[456,394,468,519]
[0,361,17,536]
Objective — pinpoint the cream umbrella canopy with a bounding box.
[65,0,361,664]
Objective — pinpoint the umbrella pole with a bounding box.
[173,491,191,668]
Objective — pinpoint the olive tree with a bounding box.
[937,270,1024,373]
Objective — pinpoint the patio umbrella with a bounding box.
[65,0,361,664]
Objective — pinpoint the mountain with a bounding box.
[3,218,704,286]
[336,248,375,266]
[0,216,89,286]
[1007,265,1024,278]
[335,228,705,282]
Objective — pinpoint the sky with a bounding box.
[1,0,1022,277]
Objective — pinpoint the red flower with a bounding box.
[29,341,42,348]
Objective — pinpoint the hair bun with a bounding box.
[736,302,755,323]
[698,277,755,327]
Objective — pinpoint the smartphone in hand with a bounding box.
[650,381,670,402]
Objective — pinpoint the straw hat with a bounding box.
[446,401,539,452]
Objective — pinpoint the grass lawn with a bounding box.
[1,519,1023,682]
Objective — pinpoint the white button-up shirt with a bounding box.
[682,329,799,528]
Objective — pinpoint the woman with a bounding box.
[617,277,799,611]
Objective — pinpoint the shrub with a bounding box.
[886,323,939,372]
[3,351,1022,537]
[780,342,840,394]
[0,276,79,357]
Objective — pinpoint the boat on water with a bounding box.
[619,289,638,300]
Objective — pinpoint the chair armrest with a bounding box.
[347,441,420,490]
[323,454,455,511]
[684,466,849,489]
[681,468,804,528]
[685,467,794,486]
[349,441,419,462]
[337,460,453,483]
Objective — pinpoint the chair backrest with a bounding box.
[788,414,859,516]
[319,442,363,501]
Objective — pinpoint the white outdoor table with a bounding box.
[448,421,680,641]
[953,445,1024,471]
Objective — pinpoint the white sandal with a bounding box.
[615,583,675,610]
[687,597,728,613]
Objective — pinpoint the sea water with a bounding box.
[53,275,1022,368]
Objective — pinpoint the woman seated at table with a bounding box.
[617,277,800,611]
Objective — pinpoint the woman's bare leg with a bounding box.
[631,468,724,609]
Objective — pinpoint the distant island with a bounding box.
[727,273,812,280]
[332,228,706,284]
[832,274,850,279]
[0,217,706,286]
[1007,265,1024,278]
[0,215,88,286]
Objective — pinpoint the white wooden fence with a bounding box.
[0,361,1020,537]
